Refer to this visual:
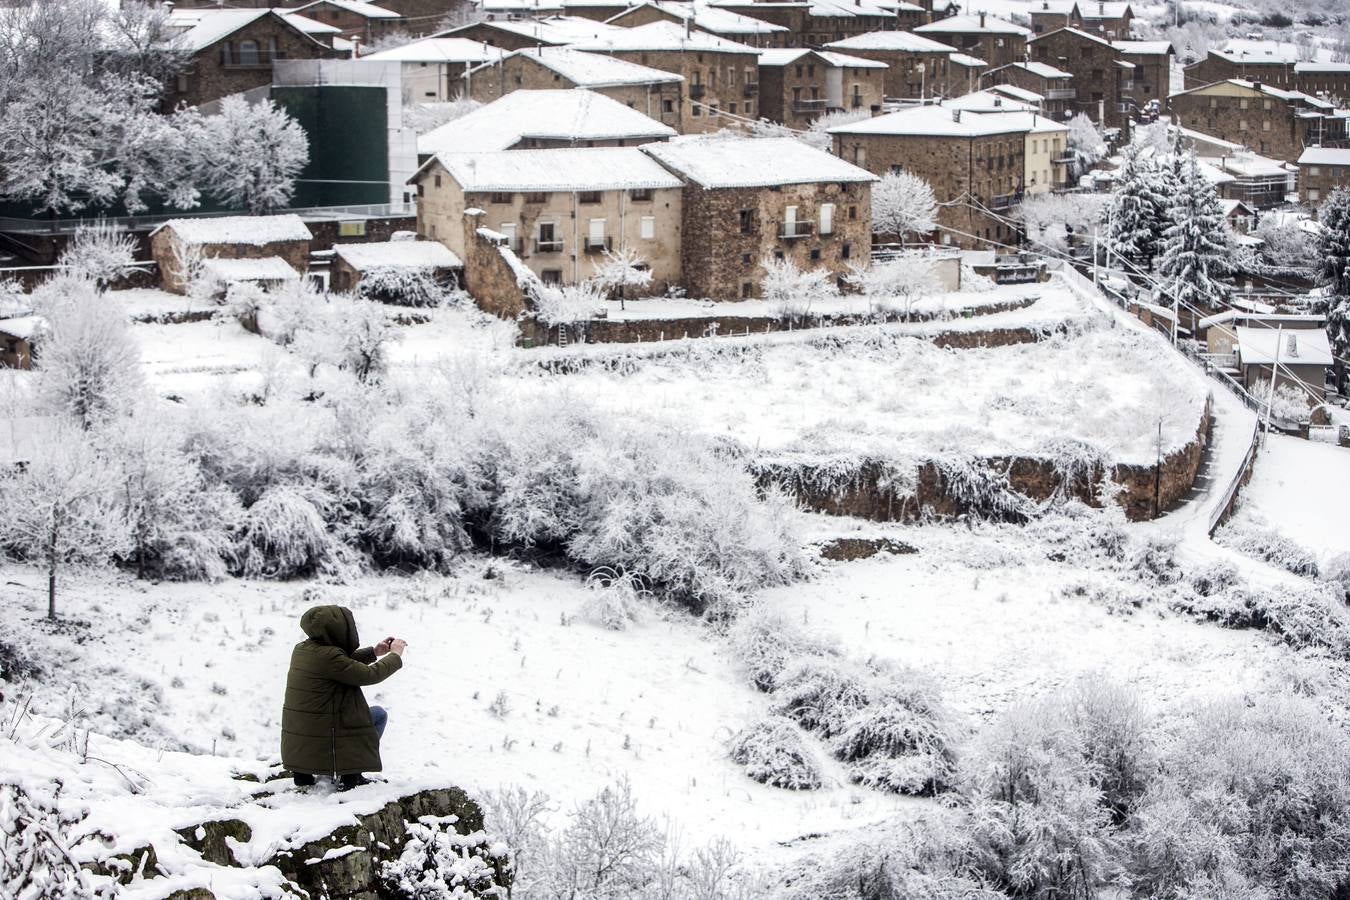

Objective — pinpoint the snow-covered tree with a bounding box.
[197,97,309,215]
[1066,113,1107,180]
[760,256,837,319]
[845,252,939,318]
[0,783,96,899]
[59,221,139,287]
[1158,153,1231,315]
[359,267,449,307]
[1106,142,1171,269]
[402,95,481,135]
[531,280,604,327]
[34,278,143,430]
[0,426,128,619]
[589,245,653,308]
[871,170,938,241]
[1017,192,1110,255]
[1317,188,1350,378]
[1255,215,1320,272]
[330,296,397,383]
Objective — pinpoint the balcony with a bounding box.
[743,82,758,97]
[1044,88,1076,100]
[990,192,1020,211]
[221,50,286,68]
[792,98,830,113]
[778,221,815,239]
[534,239,563,254]
[584,236,613,253]
[689,83,706,99]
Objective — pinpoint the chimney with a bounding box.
[1099,1,1104,13]
[953,108,962,122]
[685,14,692,38]
[980,11,986,26]
[994,96,1002,105]
[1287,334,1299,358]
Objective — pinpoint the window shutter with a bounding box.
[640,216,655,240]
[820,203,834,235]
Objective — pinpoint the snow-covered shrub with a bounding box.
[589,246,653,303]
[233,484,352,579]
[59,220,139,287]
[1066,113,1107,179]
[760,256,837,321]
[33,277,143,430]
[379,815,510,899]
[331,296,397,383]
[1128,535,1180,585]
[196,96,308,214]
[403,96,481,135]
[359,267,449,308]
[0,783,97,900]
[1028,500,1129,565]
[770,654,873,738]
[1214,516,1319,577]
[530,280,603,327]
[728,715,824,790]
[871,170,938,240]
[1187,559,1240,597]
[1126,696,1350,900]
[833,664,956,795]
[727,606,839,693]
[1321,552,1350,600]
[536,778,661,899]
[1016,192,1108,255]
[582,567,648,631]
[845,253,938,319]
[1249,378,1314,425]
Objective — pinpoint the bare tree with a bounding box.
[34,278,143,430]
[59,221,140,287]
[590,245,653,310]
[871,170,938,242]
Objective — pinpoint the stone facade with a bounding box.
[984,62,1076,119]
[917,17,1027,69]
[1168,80,1348,164]
[820,44,954,100]
[1299,155,1350,209]
[1116,45,1169,115]
[442,21,566,51]
[461,226,536,320]
[1028,28,1128,132]
[603,4,789,48]
[757,52,886,128]
[413,158,683,290]
[465,54,683,128]
[293,1,403,43]
[1029,2,1133,39]
[149,227,312,295]
[593,47,764,133]
[1295,65,1350,104]
[677,181,871,300]
[1183,53,1295,90]
[163,14,336,111]
[832,127,1026,248]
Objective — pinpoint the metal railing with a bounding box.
[778,222,814,239]
[743,83,758,97]
[792,98,829,112]
[534,239,563,253]
[1045,88,1076,99]
[584,236,612,253]
[689,84,706,99]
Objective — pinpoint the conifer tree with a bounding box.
[1106,143,1170,269]
[1316,187,1350,387]
[1158,153,1231,315]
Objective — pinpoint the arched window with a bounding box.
[238,40,260,66]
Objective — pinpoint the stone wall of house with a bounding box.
[823,47,952,99]
[1168,85,1302,163]
[1183,55,1294,90]
[678,180,871,300]
[165,17,335,111]
[1296,69,1350,104]
[602,48,763,132]
[1299,161,1350,209]
[1028,29,1127,131]
[463,227,535,321]
[759,57,885,128]
[149,229,311,294]
[465,54,683,128]
[1118,49,1169,113]
[305,217,418,251]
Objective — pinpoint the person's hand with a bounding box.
[390,639,408,657]
[375,636,395,656]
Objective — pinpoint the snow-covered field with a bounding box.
[1238,434,1350,560]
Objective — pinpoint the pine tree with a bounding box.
[1158,153,1231,315]
[1316,187,1350,387]
[1106,143,1171,269]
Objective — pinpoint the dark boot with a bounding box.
[337,774,372,792]
[293,773,316,788]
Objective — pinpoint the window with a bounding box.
[842,242,851,259]
[1209,97,1218,109]
[741,281,753,298]
[1091,68,1103,81]
[738,209,753,234]
[742,254,750,264]
[579,190,601,204]
[773,249,784,260]
[176,73,188,92]
[630,188,653,201]
[809,248,821,261]
[491,191,512,204]
[663,99,674,113]
[499,223,517,247]
[541,269,562,284]
[588,217,606,249]
[1239,119,1248,130]
[1262,119,1271,131]
[1240,98,1249,109]
[417,183,424,197]
[692,104,701,117]
[537,221,559,251]
[434,174,442,188]
[1263,99,1272,109]
[238,40,260,65]
[524,191,546,203]
[795,64,803,76]
[1309,189,1321,202]
[819,202,834,235]
[339,220,366,237]
[745,100,753,115]
[848,205,857,220]
[640,215,655,240]
[729,102,737,114]
[1310,166,1322,176]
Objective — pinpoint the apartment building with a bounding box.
[1027,27,1131,132]
[462,47,684,128]
[756,48,887,128]
[1298,147,1350,210]
[1028,1,1133,39]
[640,136,876,299]
[984,61,1076,119]
[914,13,1029,69]
[1169,79,1350,165]
[603,1,790,48]
[823,30,958,99]
[412,147,685,289]
[829,103,1033,247]
[360,37,506,102]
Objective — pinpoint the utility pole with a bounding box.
[1262,325,1284,431]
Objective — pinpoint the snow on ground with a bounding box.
[131,318,287,396]
[598,285,1021,323]
[111,288,218,321]
[1238,434,1350,560]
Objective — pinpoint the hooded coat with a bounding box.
[280,605,402,776]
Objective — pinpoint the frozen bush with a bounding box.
[727,606,839,692]
[1128,535,1180,585]
[770,655,873,737]
[1187,559,1240,597]
[233,484,352,579]
[1028,500,1129,564]
[833,665,956,795]
[0,783,96,900]
[59,220,139,287]
[582,567,648,631]
[536,778,660,899]
[1126,696,1350,900]
[531,280,603,327]
[728,715,824,790]
[1322,552,1350,600]
[760,256,837,321]
[359,267,449,307]
[378,815,510,899]
[1215,516,1319,577]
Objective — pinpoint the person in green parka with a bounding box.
[281,605,406,791]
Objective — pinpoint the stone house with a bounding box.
[0,317,42,370]
[1218,199,1255,234]
[1168,79,1350,165]
[162,8,338,110]
[1183,45,1298,91]
[914,13,1029,70]
[829,104,1031,248]
[640,135,875,300]
[1294,63,1350,104]
[1112,40,1170,115]
[435,16,626,51]
[463,48,684,128]
[985,61,1076,119]
[1028,1,1133,39]
[948,52,988,95]
[568,22,763,133]
[756,48,886,128]
[1027,27,1130,132]
[330,239,464,294]
[563,0,653,22]
[796,0,919,46]
[417,89,676,157]
[823,31,958,100]
[289,0,402,44]
[602,1,790,48]
[360,36,507,103]
[1297,147,1350,210]
[149,215,314,295]
[1235,321,1333,400]
[411,147,685,290]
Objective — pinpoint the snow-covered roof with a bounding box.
[361,37,507,64]
[824,31,957,53]
[1210,39,1332,65]
[757,48,887,69]
[1217,198,1253,217]
[334,240,463,270]
[439,16,626,46]
[1205,153,1287,178]
[1197,309,1236,330]
[1112,40,1170,55]
[1178,125,1243,153]
[1295,62,1350,74]
[948,53,987,67]
[1028,25,1113,47]
[640,135,876,188]
[989,83,1044,103]
[915,14,1030,36]
[607,1,788,35]
[284,13,342,36]
[292,0,401,19]
[202,256,301,282]
[165,9,327,52]
[1300,147,1350,166]
[568,20,757,53]
[806,0,915,18]
[497,47,683,86]
[828,103,1036,137]
[418,90,674,155]
[434,147,684,192]
[1006,61,1072,79]
[0,315,45,341]
[947,89,1039,113]
[1235,326,1333,366]
[152,215,313,246]
[993,110,1068,133]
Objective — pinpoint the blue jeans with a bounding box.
[370,705,387,739]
